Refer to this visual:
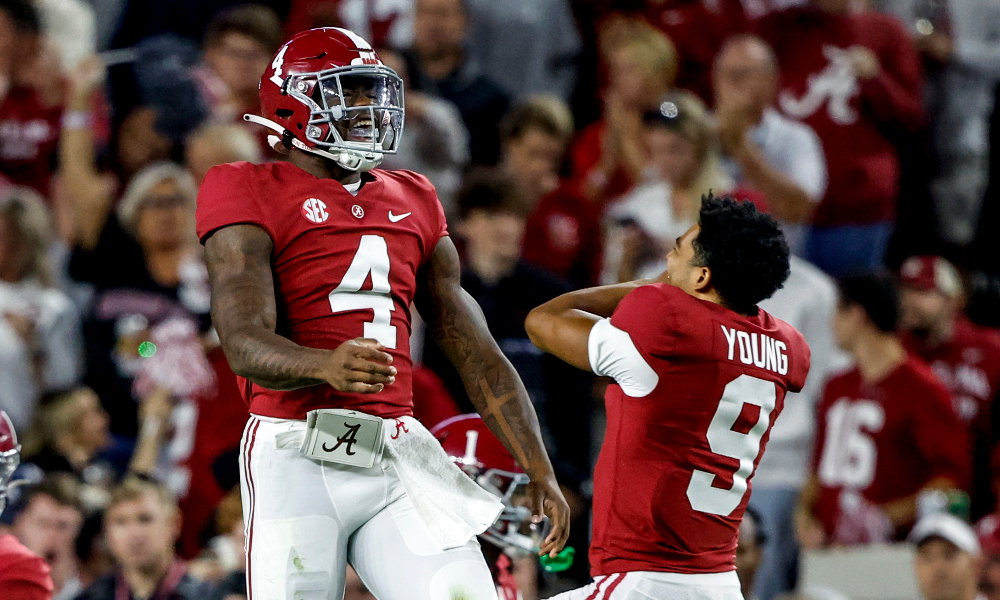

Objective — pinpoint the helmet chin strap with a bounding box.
[244,114,384,172]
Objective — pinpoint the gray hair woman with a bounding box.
[68,162,209,438]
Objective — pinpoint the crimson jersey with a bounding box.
[755,8,923,227]
[587,284,809,575]
[0,533,53,600]
[196,161,448,419]
[0,87,61,196]
[904,318,1000,432]
[812,358,970,536]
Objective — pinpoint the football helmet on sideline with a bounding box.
[248,27,404,172]
[432,414,539,557]
[0,411,21,516]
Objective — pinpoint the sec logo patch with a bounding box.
[302,198,329,223]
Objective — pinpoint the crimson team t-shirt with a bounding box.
[587,284,810,575]
[812,357,970,535]
[0,87,61,196]
[904,318,1000,432]
[196,161,449,420]
[0,533,53,599]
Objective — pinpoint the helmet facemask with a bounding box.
[286,65,404,172]
[0,421,19,517]
[476,468,542,557]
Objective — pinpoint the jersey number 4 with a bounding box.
[329,235,397,349]
[686,374,777,516]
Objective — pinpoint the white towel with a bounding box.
[273,415,503,551]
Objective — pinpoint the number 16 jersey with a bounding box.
[196,161,448,420]
[587,284,810,575]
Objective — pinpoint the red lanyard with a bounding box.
[115,561,186,600]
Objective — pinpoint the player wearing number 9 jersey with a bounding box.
[527,194,809,599]
[196,27,569,600]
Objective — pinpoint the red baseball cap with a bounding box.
[899,255,962,297]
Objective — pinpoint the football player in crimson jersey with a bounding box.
[0,411,55,600]
[527,195,809,599]
[196,27,568,600]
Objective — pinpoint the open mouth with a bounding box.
[346,116,374,141]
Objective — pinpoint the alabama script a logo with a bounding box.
[323,422,361,455]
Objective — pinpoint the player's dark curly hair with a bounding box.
[692,193,790,314]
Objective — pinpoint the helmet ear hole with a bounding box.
[276,109,294,119]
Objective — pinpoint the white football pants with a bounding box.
[546,571,744,600]
[239,414,499,600]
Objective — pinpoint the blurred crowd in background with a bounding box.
[0,0,999,598]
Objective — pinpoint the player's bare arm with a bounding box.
[525,280,650,370]
[415,235,570,558]
[205,223,397,392]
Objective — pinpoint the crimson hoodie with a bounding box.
[756,7,924,227]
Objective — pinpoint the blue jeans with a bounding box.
[805,222,893,278]
[748,487,801,600]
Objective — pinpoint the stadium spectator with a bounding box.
[911,513,983,600]
[184,123,262,186]
[751,256,848,600]
[464,0,581,103]
[899,255,1000,518]
[568,16,676,204]
[76,476,208,600]
[402,0,509,166]
[643,0,748,102]
[198,4,282,155]
[600,91,732,284]
[0,0,62,196]
[11,475,85,600]
[713,34,827,255]
[378,49,469,216]
[872,0,1000,248]
[0,187,83,431]
[283,0,413,49]
[757,0,925,276]
[67,162,208,438]
[21,387,112,485]
[420,169,593,494]
[500,96,603,289]
[797,273,969,547]
[983,555,1000,600]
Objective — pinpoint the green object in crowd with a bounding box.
[539,546,575,573]
[138,341,157,358]
[947,490,971,522]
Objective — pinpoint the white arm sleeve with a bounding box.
[587,318,659,398]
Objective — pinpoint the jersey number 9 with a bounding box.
[686,374,777,516]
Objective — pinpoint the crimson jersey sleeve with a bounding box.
[913,375,971,490]
[608,284,679,357]
[0,535,53,600]
[196,162,276,244]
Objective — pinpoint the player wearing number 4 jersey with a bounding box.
[527,195,809,600]
[196,27,569,600]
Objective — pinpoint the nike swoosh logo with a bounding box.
[388,211,412,223]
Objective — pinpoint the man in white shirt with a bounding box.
[714,34,827,255]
